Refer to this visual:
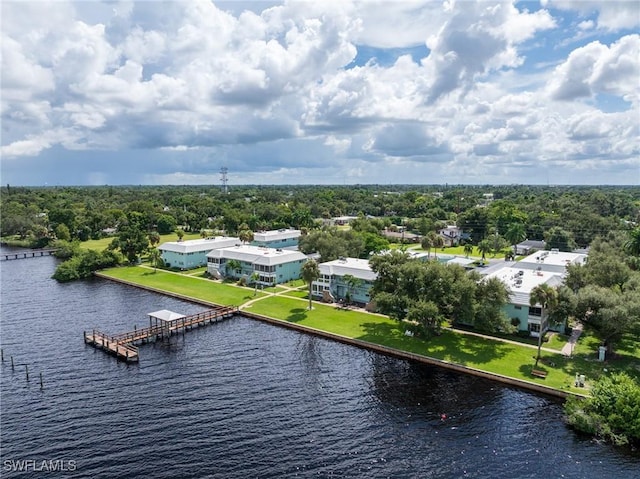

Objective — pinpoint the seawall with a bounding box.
[94,272,579,399]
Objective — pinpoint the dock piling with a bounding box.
[40,372,44,389]
[25,364,29,381]
[11,356,14,370]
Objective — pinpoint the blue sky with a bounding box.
[1,0,638,186]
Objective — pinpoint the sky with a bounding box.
[1,0,639,186]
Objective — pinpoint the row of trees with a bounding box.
[2,185,638,252]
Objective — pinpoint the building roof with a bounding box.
[516,240,546,249]
[518,250,587,272]
[446,257,476,266]
[484,266,564,306]
[207,244,307,266]
[318,257,378,282]
[159,237,240,254]
[148,310,186,322]
[253,228,301,242]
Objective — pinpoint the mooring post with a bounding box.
[25,364,29,381]
[1,348,3,362]
[11,356,14,371]
[40,372,43,389]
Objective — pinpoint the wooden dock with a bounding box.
[1,249,58,261]
[84,306,238,363]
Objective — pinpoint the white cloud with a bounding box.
[548,34,640,103]
[542,0,640,31]
[1,0,638,185]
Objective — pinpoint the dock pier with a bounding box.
[84,306,237,363]
[0,249,58,261]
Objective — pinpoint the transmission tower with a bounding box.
[220,167,228,194]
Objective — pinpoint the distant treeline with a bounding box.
[1,184,638,250]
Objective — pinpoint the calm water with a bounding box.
[0,249,638,478]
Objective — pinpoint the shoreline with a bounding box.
[95,271,579,399]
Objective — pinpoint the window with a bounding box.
[529,307,542,317]
[514,305,522,310]
[528,323,540,333]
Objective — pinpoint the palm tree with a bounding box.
[624,227,640,257]
[477,239,491,263]
[342,274,363,304]
[529,283,559,368]
[421,234,433,258]
[463,243,474,258]
[148,231,160,248]
[250,271,260,296]
[226,259,241,279]
[432,234,444,259]
[148,247,162,273]
[238,223,254,244]
[301,259,320,310]
[505,223,526,256]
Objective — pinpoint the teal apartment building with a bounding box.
[159,237,240,270]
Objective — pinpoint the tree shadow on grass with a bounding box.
[286,308,308,323]
[356,322,510,365]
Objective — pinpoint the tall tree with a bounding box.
[505,222,526,254]
[226,259,241,279]
[301,259,320,310]
[529,283,559,368]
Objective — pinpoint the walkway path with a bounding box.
[561,322,583,356]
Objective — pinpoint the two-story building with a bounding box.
[206,244,308,286]
[481,250,588,337]
[159,237,240,270]
[311,257,377,306]
[251,229,301,249]
[437,225,468,247]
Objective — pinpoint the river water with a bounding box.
[0,250,638,478]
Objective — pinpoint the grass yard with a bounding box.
[80,232,202,251]
[96,267,640,396]
[239,295,607,393]
[100,266,263,306]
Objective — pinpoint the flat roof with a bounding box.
[148,310,186,322]
[519,250,587,268]
[253,229,301,242]
[318,258,377,281]
[484,266,563,306]
[159,237,240,254]
[207,244,308,265]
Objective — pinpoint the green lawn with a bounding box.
[80,232,202,251]
[96,266,640,395]
[100,266,262,306]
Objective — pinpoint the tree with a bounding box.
[474,276,511,333]
[110,212,149,264]
[564,372,640,445]
[421,233,434,258]
[529,283,559,368]
[301,259,320,310]
[148,231,160,248]
[406,300,443,338]
[250,271,260,296]
[54,223,71,242]
[226,259,241,279]
[238,223,254,244]
[342,274,363,304]
[148,247,162,273]
[477,239,491,263]
[504,222,526,254]
[463,243,473,258]
[544,226,576,251]
[623,227,640,257]
[431,233,444,258]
